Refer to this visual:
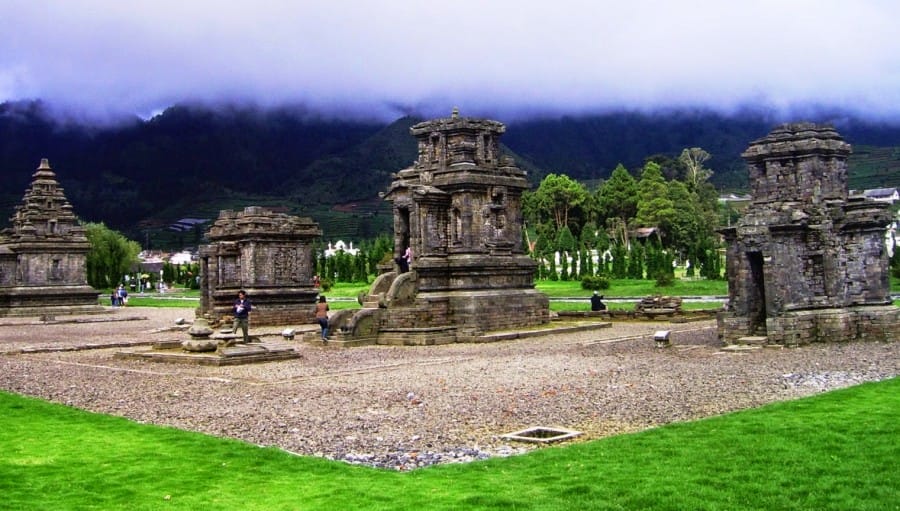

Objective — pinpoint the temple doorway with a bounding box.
[746,251,767,335]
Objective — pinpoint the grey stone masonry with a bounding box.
[0,159,102,316]
[198,206,321,326]
[718,123,898,345]
[329,109,549,345]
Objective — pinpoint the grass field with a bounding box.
[2,378,897,510]
[119,276,900,309]
[535,278,728,298]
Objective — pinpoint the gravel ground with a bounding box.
[1,307,898,470]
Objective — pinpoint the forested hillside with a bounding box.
[505,110,900,190]
[2,100,898,245]
[0,101,385,234]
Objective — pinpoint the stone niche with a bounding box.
[0,159,102,316]
[329,109,549,345]
[718,123,899,345]
[198,206,322,326]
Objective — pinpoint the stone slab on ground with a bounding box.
[115,341,301,366]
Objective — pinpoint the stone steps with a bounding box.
[735,335,769,345]
[721,335,769,352]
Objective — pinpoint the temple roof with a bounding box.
[6,159,87,243]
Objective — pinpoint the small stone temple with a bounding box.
[0,159,101,316]
[718,123,899,345]
[198,206,321,326]
[328,109,549,345]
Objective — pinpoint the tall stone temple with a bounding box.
[198,206,322,326]
[328,109,549,345]
[718,123,899,345]
[0,159,101,316]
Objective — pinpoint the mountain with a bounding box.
[2,101,899,246]
[281,115,421,203]
[504,109,900,190]
[0,101,384,236]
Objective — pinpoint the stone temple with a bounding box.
[0,159,101,316]
[718,123,899,345]
[198,206,321,326]
[328,109,550,345]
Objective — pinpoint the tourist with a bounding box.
[590,291,606,311]
[110,289,119,307]
[315,295,330,342]
[231,290,252,344]
[396,246,412,273]
[117,285,128,307]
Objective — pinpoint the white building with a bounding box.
[862,187,899,204]
[324,240,359,257]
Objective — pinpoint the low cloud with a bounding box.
[2,0,899,123]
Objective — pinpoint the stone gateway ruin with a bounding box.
[198,206,322,326]
[0,159,102,316]
[718,123,899,345]
[328,109,550,345]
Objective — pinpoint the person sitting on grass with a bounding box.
[590,291,607,311]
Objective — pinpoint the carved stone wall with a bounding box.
[333,109,548,344]
[718,124,898,344]
[199,206,321,326]
[0,159,101,316]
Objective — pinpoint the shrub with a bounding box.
[654,271,675,287]
[581,275,610,290]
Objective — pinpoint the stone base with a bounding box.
[721,344,763,352]
[314,321,613,348]
[411,289,550,334]
[718,305,900,345]
[203,287,319,327]
[0,303,107,317]
[735,335,769,345]
[0,286,103,317]
[115,341,301,365]
[377,326,458,346]
[302,331,376,348]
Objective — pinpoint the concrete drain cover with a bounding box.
[500,426,582,444]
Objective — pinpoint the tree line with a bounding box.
[85,221,202,291]
[523,148,725,285]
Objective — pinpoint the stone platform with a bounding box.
[115,340,301,366]
[305,320,613,347]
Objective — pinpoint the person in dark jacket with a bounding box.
[590,291,606,311]
[231,290,252,344]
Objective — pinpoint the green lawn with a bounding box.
[106,288,200,308]
[550,300,723,312]
[2,378,897,510]
[310,278,731,299]
[118,277,900,309]
[535,278,728,298]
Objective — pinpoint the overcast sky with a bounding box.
[2,0,899,123]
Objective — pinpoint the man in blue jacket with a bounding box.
[231,290,252,344]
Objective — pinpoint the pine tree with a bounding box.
[627,243,644,279]
[611,243,627,279]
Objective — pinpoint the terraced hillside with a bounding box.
[848,145,900,190]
